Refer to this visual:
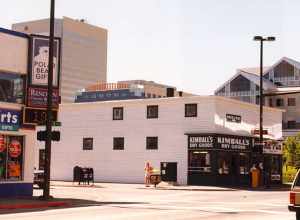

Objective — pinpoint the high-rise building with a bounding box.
[12,17,107,103]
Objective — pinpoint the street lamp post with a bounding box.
[43,0,55,200]
[253,36,275,185]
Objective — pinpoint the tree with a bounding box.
[283,132,300,168]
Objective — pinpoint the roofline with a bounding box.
[0,27,29,38]
[60,95,284,113]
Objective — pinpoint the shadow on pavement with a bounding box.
[0,197,148,215]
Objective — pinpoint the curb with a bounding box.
[0,201,70,210]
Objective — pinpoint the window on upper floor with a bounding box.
[147,105,158,119]
[288,98,296,106]
[185,103,197,117]
[0,72,24,104]
[113,107,123,120]
[276,98,284,107]
[287,121,296,129]
[269,98,273,107]
[146,137,158,150]
[113,137,124,150]
[83,137,93,150]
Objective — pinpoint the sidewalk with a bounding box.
[51,180,291,191]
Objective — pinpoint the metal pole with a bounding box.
[43,0,55,200]
[259,40,263,151]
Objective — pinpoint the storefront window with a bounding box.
[271,155,281,175]
[239,153,249,175]
[218,152,229,174]
[188,151,211,173]
[0,72,24,104]
[0,135,24,181]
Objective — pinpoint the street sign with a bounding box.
[23,107,58,125]
[251,129,268,135]
[37,130,60,141]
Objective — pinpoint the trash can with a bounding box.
[251,168,259,188]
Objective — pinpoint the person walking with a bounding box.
[144,162,153,187]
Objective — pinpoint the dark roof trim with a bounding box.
[265,91,300,96]
[0,27,29,38]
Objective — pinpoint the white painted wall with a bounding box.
[49,96,283,185]
[0,32,28,74]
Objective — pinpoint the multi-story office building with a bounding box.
[46,96,283,186]
[75,80,193,102]
[215,57,300,137]
[12,17,107,103]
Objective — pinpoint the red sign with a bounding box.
[8,140,22,158]
[251,129,268,135]
[0,135,5,152]
[27,87,59,108]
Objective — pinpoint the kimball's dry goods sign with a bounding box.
[189,134,252,151]
[30,35,60,87]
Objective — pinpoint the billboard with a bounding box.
[27,87,59,108]
[29,35,61,88]
[0,29,28,74]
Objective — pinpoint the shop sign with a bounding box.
[263,142,282,155]
[216,136,251,151]
[226,114,241,123]
[27,87,59,108]
[188,134,252,151]
[189,136,214,148]
[0,109,20,131]
[23,107,58,125]
[30,35,60,87]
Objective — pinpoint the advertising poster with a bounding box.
[27,87,59,108]
[30,35,60,87]
[7,136,23,181]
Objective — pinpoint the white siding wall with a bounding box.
[50,96,283,185]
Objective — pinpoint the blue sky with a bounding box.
[1,0,300,94]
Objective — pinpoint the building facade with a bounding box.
[215,57,300,137]
[45,96,283,186]
[12,17,107,103]
[75,80,193,102]
[0,28,36,197]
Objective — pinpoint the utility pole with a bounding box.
[43,0,55,200]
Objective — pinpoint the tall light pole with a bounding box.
[43,0,55,200]
[253,36,275,166]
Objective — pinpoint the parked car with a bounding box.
[289,169,300,220]
[34,169,44,189]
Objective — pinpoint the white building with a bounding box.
[0,28,36,197]
[47,96,283,186]
[12,17,108,103]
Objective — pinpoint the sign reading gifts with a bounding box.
[0,109,20,131]
[30,35,60,87]
[188,134,252,151]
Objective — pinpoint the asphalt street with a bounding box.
[0,183,295,220]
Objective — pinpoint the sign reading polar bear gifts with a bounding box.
[30,35,61,88]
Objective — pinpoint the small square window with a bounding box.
[288,98,296,106]
[287,121,296,129]
[113,107,123,120]
[113,137,124,150]
[185,103,197,117]
[276,99,284,107]
[83,138,93,150]
[146,137,158,150]
[147,105,158,119]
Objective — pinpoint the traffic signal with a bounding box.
[52,131,60,141]
[37,130,60,142]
